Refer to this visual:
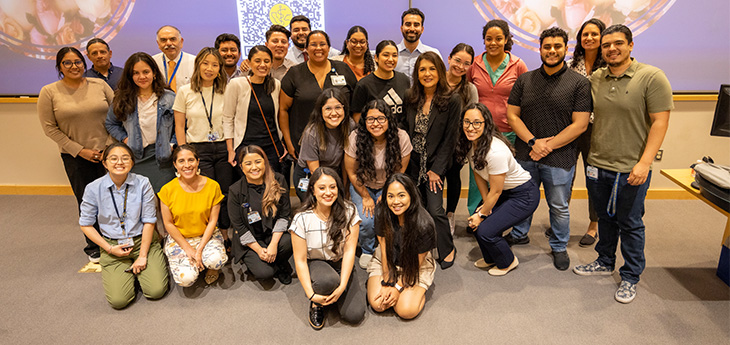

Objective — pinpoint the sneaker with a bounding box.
[358,254,373,269]
[615,280,637,303]
[504,233,530,246]
[551,251,570,271]
[544,227,553,239]
[88,251,100,264]
[276,268,292,285]
[309,302,325,330]
[488,257,519,276]
[579,233,597,247]
[447,212,455,236]
[474,258,496,269]
[573,260,613,276]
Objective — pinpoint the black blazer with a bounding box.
[228,172,291,264]
[404,92,461,177]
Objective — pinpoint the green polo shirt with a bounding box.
[588,58,673,173]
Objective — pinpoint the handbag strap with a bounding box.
[246,76,282,158]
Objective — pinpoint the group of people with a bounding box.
[38,6,672,327]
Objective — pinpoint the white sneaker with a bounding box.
[88,255,100,264]
[359,254,373,269]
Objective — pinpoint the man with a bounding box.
[573,24,672,303]
[505,27,592,271]
[394,7,442,82]
[215,33,243,80]
[83,38,123,90]
[152,25,195,92]
[284,15,339,64]
[238,25,297,81]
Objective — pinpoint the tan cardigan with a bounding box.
[222,76,282,150]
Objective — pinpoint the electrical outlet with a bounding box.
[655,149,663,161]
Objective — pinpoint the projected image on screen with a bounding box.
[0,0,135,60]
[473,0,676,51]
[236,0,325,55]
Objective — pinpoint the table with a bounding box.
[661,169,729,286]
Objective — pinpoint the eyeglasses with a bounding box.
[348,39,367,47]
[462,120,484,129]
[323,105,344,114]
[450,57,472,67]
[365,116,387,125]
[107,155,132,164]
[61,60,84,68]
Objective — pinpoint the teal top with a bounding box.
[484,53,510,86]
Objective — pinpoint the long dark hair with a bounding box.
[113,52,167,121]
[299,167,355,256]
[355,99,402,186]
[570,18,606,72]
[340,25,375,75]
[238,145,282,217]
[406,51,451,112]
[190,47,227,93]
[375,173,433,288]
[454,103,514,169]
[247,45,276,94]
[300,88,352,154]
[55,47,86,79]
[448,43,475,107]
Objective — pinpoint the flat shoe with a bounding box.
[474,258,496,269]
[488,257,519,276]
[204,269,220,284]
[579,233,596,247]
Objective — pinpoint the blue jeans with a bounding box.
[586,167,651,284]
[511,160,575,252]
[350,184,383,255]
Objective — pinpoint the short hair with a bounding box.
[401,7,425,25]
[55,47,86,79]
[156,25,181,37]
[482,19,514,52]
[602,24,633,44]
[86,37,110,52]
[214,33,240,50]
[539,27,568,46]
[290,15,310,29]
[266,24,291,41]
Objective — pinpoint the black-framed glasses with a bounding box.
[366,116,387,125]
[61,60,84,68]
[107,156,132,164]
[348,39,367,46]
[463,120,484,129]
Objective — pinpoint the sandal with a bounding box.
[204,269,220,284]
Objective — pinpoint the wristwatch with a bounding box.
[527,137,536,148]
[395,283,404,292]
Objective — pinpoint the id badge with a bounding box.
[207,131,220,142]
[330,75,346,86]
[298,177,309,191]
[247,210,262,224]
[118,237,134,248]
[586,166,599,180]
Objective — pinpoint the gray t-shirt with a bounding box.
[297,121,354,168]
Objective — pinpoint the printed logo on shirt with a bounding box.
[383,88,403,115]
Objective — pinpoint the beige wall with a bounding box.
[0,99,727,193]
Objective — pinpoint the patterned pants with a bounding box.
[164,230,228,287]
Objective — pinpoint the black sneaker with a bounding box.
[544,227,553,239]
[309,302,325,330]
[88,250,101,263]
[276,269,292,285]
[504,233,530,246]
[552,251,570,271]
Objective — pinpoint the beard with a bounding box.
[292,38,306,49]
[541,55,564,68]
[403,31,421,44]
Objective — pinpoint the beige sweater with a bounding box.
[38,78,114,156]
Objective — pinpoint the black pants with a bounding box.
[241,232,293,280]
[308,259,365,324]
[193,141,234,229]
[418,180,454,262]
[61,153,106,256]
[444,160,464,213]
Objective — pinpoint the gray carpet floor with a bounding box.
[1,195,728,344]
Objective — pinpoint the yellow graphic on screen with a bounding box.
[269,3,293,26]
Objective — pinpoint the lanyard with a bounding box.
[200,88,215,131]
[163,54,183,85]
[109,185,129,236]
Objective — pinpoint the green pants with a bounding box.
[100,233,169,309]
[467,131,517,214]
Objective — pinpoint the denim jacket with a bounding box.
[105,90,176,166]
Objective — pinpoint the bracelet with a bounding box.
[380,279,395,287]
[108,244,114,252]
[309,291,315,300]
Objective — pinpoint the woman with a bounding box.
[568,18,606,246]
[223,45,286,175]
[38,46,113,262]
[467,19,528,217]
[292,88,353,201]
[159,145,228,286]
[456,103,539,276]
[367,173,436,319]
[289,167,364,330]
[344,99,412,269]
[405,51,460,269]
[228,145,293,284]
[444,43,479,234]
[331,25,375,81]
[350,40,410,125]
[106,52,176,193]
[279,30,357,163]
[174,47,233,251]
[79,142,169,308]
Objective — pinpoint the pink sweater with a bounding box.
[468,52,528,132]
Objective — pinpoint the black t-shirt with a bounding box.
[246,183,266,239]
[242,82,278,144]
[375,212,435,267]
[280,60,357,153]
[351,71,410,127]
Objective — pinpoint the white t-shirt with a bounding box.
[468,138,531,190]
[289,204,361,261]
[172,84,225,143]
[138,94,158,148]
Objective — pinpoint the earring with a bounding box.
[197,168,201,175]
[175,170,180,178]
